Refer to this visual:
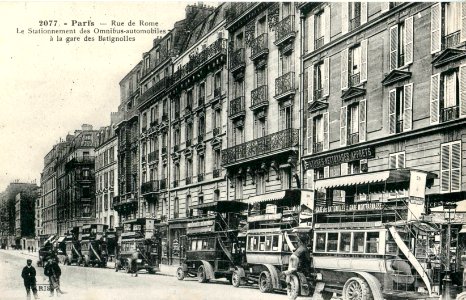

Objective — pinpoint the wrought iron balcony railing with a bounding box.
[172,180,179,188]
[251,33,269,60]
[396,120,403,133]
[275,72,295,98]
[148,150,159,162]
[173,144,180,152]
[349,16,361,31]
[150,120,158,128]
[138,77,167,105]
[213,127,221,136]
[349,73,360,87]
[225,2,255,25]
[442,105,459,122]
[213,168,221,178]
[230,48,246,71]
[229,96,245,118]
[222,128,299,165]
[314,88,323,100]
[162,114,169,122]
[141,180,159,194]
[185,176,192,185]
[347,132,359,146]
[197,134,205,144]
[313,142,323,153]
[186,139,192,147]
[198,173,205,182]
[444,31,461,49]
[315,36,324,50]
[275,15,295,44]
[251,85,268,109]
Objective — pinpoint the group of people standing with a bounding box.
[21,258,65,298]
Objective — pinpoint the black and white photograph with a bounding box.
[0,1,465,299]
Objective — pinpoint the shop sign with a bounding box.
[304,146,375,170]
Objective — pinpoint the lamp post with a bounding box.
[442,201,457,300]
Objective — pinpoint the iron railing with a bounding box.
[442,106,459,122]
[213,169,221,178]
[347,132,359,145]
[275,15,295,43]
[251,33,268,59]
[198,173,205,182]
[185,177,192,185]
[148,151,159,162]
[396,120,403,133]
[275,72,295,97]
[222,128,299,165]
[251,85,268,108]
[225,2,255,25]
[186,139,192,147]
[213,127,221,136]
[349,72,360,87]
[349,16,361,31]
[141,180,159,194]
[230,48,245,70]
[197,134,205,144]
[315,36,324,50]
[229,96,245,117]
[138,77,167,105]
[172,180,179,188]
[314,88,323,100]
[444,31,461,49]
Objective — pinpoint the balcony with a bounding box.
[213,127,221,136]
[185,176,192,185]
[198,173,205,183]
[138,77,167,106]
[225,2,255,25]
[444,31,461,49]
[347,132,359,146]
[213,169,221,179]
[315,36,324,50]
[230,48,246,74]
[141,180,159,194]
[160,178,167,190]
[313,142,323,154]
[314,88,323,100]
[349,72,360,87]
[186,139,192,147]
[113,194,138,210]
[250,85,268,111]
[442,105,459,122]
[274,15,295,46]
[222,128,299,166]
[148,150,159,163]
[161,146,167,155]
[197,134,205,144]
[172,180,179,188]
[275,72,295,100]
[229,96,246,119]
[173,144,180,152]
[349,16,361,31]
[250,33,269,61]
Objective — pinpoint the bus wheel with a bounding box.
[259,271,273,293]
[231,270,241,288]
[125,259,132,273]
[286,274,300,300]
[176,267,185,280]
[197,265,208,283]
[457,292,466,300]
[83,255,90,267]
[342,277,373,300]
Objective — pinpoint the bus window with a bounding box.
[208,238,215,250]
[366,232,379,253]
[248,236,254,251]
[259,236,265,251]
[327,233,338,252]
[315,233,326,252]
[197,239,203,250]
[353,232,365,253]
[203,239,208,250]
[265,235,272,251]
[272,235,279,251]
[340,232,351,252]
[191,240,196,250]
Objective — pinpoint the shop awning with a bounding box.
[190,200,248,213]
[244,189,303,206]
[314,169,436,190]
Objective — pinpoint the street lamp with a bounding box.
[442,201,457,300]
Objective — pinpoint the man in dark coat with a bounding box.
[21,259,39,299]
[44,259,64,296]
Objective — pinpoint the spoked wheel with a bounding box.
[342,277,373,300]
[231,270,241,288]
[286,274,300,300]
[176,267,185,280]
[457,292,466,300]
[197,265,208,283]
[124,259,132,273]
[258,271,273,293]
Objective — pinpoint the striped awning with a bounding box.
[244,189,302,206]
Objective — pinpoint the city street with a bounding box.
[0,250,289,300]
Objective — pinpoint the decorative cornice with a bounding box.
[341,87,366,101]
[432,47,466,68]
[382,69,412,86]
[308,100,329,113]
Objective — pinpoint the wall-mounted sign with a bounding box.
[304,146,375,170]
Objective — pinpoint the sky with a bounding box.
[0,1,209,191]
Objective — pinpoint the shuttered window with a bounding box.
[390,16,413,70]
[432,2,466,53]
[342,40,367,89]
[389,151,406,169]
[341,100,367,146]
[389,84,412,134]
[440,141,462,193]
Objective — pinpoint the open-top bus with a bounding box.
[115,218,161,274]
[176,201,248,283]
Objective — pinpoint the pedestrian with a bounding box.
[44,259,65,297]
[131,250,139,277]
[21,259,39,299]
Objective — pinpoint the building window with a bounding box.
[109,147,114,162]
[256,173,266,195]
[235,177,243,200]
[213,109,221,134]
[389,84,413,134]
[307,59,329,102]
[432,2,462,53]
[198,115,205,137]
[234,127,244,146]
[349,2,361,30]
[198,82,205,106]
[440,141,461,193]
[186,122,193,145]
[213,150,221,171]
[198,155,205,179]
[174,128,181,147]
[281,168,292,189]
[104,194,108,211]
[214,71,222,96]
[186,90,193,109]
[341,2,366,34]
[389,152,405,169]
[254,116,267,139]
[341,40,367,90]
[186,195,191,217]
[431,67,465,124]
[389,17,413,70]
[144,56,150,70]
[340,100,366,146]
[186,159,193,183]
[280,52,292,75]
[280,105,292,130]
[309,112,329,154]
[174,197,179,218]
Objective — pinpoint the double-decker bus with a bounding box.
[63,226,82,265]
[80,223,108,268]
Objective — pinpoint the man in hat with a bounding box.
[21,259,39,299]
[44,259,64,296]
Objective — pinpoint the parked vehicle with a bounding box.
[63,226,82,266]
[115,218,161,274]
[37,235,58,267]
[80,223,108,267]
[176,201,248,284]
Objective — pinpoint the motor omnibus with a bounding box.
[80,223,108,268]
